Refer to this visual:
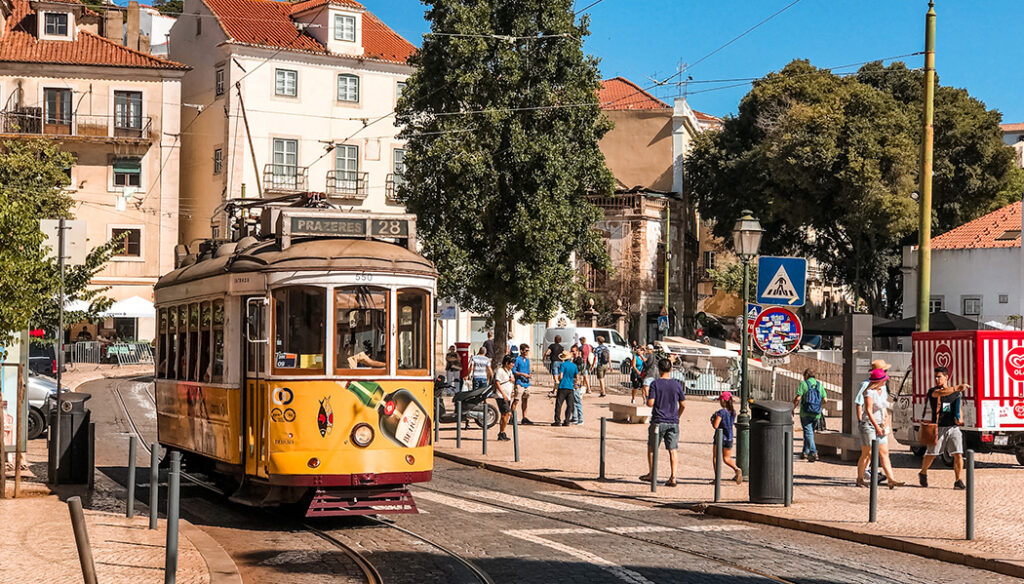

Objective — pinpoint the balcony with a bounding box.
[325,170,368,199]
[385,173,405,205]
[0,109,154,143]
[263,164,309,193]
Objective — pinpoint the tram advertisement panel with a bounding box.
[263,379,433,476]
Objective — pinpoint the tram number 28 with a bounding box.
[373,220,408,237]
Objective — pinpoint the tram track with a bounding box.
[109,376,493,584]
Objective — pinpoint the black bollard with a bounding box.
[784,429,793,507]
[127,435,137,518]
[869,438,879,523]
[482,401,488,455]
[165,451,181,584]
[966,449,975,540]
[599,417,607,480]
[149,444,159,530]
[512,408,520,463]
[434,394,440,444]
[67,496,98,584]
[456,400,462,449]
[714,427,723,503]
[651,428,660,493]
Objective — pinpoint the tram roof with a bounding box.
[155,237,436,289]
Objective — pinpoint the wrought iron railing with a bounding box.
[0,109,153,140]
[263,163,309,192]
[385,172,406,203]
[325,170,368,198]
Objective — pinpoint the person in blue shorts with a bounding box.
[711,391,742,484]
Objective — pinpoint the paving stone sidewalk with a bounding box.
[435,378,1024,576]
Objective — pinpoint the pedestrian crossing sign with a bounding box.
[756,256,807,307]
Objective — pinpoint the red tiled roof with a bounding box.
[290,0,363,15]
[0,0,188,69]
[202,0,415,64]
[694,110,719,122]
[931,201,1022,250]
[1002,122,1024,133]
[599,77,668,110]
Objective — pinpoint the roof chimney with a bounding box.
[139,33,150,54]
[103,8,122,43]
[126,1,140,50]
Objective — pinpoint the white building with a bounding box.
[140,4,176,56]
[1002,123,1024,169]
[902,201,1024,328]
[169,0,415,246]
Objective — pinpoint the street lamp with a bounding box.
[733,210,763,479]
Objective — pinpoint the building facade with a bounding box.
[0,0,187,341]
[170,0,415,246]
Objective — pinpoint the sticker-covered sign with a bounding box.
[752,307,803,357]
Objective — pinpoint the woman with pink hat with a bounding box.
[710,391,743,484]
[856,368,904,488]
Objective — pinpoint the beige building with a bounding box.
[170,0,415,246]
[0,0,187,341]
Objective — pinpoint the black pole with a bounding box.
[67,496,98,584]
[456,400,462,449]
[482,399,488,455]
[869,439,879,523]
[651,429,660,493]
[149,444,159,530]
[599,417,607,480]
[714,427,723,503]
[164,451,180,584]
[512,407,520,463]
[126,435,137,518]
[966,449,975,540]
[434,394,440,444]
[784,429,793,507]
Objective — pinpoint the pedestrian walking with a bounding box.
[856,368,904,488]
[494,355,515,441]
[629,346,646,404]
[580,336,593,387]
[466,347,492,392]
[918,366,967,489]
[445,345,463,392]
[794,368,827,462]
[593,336,610,398]
[570,346,585,425]
[711,391,742,484]
[552,351,578,426]
[855,359,895,484]
[544,335,564,394]
[639,358,686,487]
[482,331,494,359]
[642,344,662,393]
[513,344,534,425]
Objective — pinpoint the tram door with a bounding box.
[244,297,269,478]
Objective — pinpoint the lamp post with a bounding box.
[733,210,763,478]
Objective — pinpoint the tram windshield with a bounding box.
[273,286,326,372]
[397,289,429,373]
[336,286,388,373]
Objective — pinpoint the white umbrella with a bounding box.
[64,299,90,312]
[101,296,155,319]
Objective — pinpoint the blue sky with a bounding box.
[364,0,1023,124]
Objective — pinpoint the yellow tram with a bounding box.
[153,209,435,516]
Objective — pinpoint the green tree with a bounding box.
[396,0,614,358]
[152,0,183,16]
[686,60,1019,316]
[706,262,757,300]
[30,241,120,340]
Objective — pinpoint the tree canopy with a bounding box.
[685,59,1023,316]
[396,0,615,356]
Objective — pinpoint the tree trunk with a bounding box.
[492,299,509,368]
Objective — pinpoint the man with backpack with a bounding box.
[794,368,827,462]
[593,336,610,398]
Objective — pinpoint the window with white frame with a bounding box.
[213,148,223,174]
[962,296,982,316]
[396,81,407,99]
[275,69,297,97]
[215,69,225,96]
[334,145,359,192]
[929,296,944,313]
[44,12,69,36]
[334,14,356,41]
[111,227,142,257]
[114,91,143,130]
[272,138,298,189]
[113,158,142,188]
[392,148,405,187]
[337,74,359,102]
[702,251,716,272]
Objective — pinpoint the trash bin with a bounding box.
[48,392,94,485]
[748,400,794,504]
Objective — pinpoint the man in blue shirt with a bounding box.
[552,351,578,426]
[513,344,534,425]
[640,358,686,487]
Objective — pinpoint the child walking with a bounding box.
[711,391,743,484]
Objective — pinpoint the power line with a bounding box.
[574,0,608,15]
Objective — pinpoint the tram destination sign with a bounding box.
[287,216,410,238]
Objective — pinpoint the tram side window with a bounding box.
[273,287,325,373]
[397,289,429,373]
[157,308,168,377]
[212,300,225,382]
[188,303,200,382]
[177,306,187,380]
[200,302,212,382]
[336,286,388,373]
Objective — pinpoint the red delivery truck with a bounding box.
[892,330,1024,465]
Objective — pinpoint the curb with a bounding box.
[180,520,243,584]
[66,368,153,391]
[437,451,1024,579]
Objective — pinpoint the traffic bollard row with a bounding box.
[149,444,159,530]
[481,402,488,455]
[165,451,181,584]
[784,429,793,507]
[966,449,975,540]
[67,496,98,584]
[512,409,520,462]
[599,417,607,480]
[456,401,462,448]
[650,430,660,493]
[869,438,879,523]
[127,435,137,519]
[433,395,440,445]
[714,427,723,503]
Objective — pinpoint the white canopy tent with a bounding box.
[101,296,155,319]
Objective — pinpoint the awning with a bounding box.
[64,299,90,312]
[101,296,154,319]
[801,314,892,336]
[873,311,980,337]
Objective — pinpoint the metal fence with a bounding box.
[108,343,154,366]
[69,341,101,364]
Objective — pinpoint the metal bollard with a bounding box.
[127,435,137,518]
[714,427,723,503]
[149,444,159,530]
[784,429,793,507]
[869,439,879,523]
[482,401,488,455]
[651,429,660,493]
[164,451,181,584]
[512,408,520,463]
[67,496,98,584]
[599,417,607,480]
[456,400,462,449]
[966,449,975,540]
[434,394,440,444]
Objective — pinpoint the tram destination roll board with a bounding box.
[270,209,416,250]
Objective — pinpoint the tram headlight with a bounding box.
[351,423,375,447]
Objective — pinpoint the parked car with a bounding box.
[541,327,632,368]
[27,374,65,440]
[28,342,56,377]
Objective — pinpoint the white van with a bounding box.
[541,327,632,367]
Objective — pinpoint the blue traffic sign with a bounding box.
[756,256,807,307]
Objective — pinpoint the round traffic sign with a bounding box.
[752,307,803,357]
